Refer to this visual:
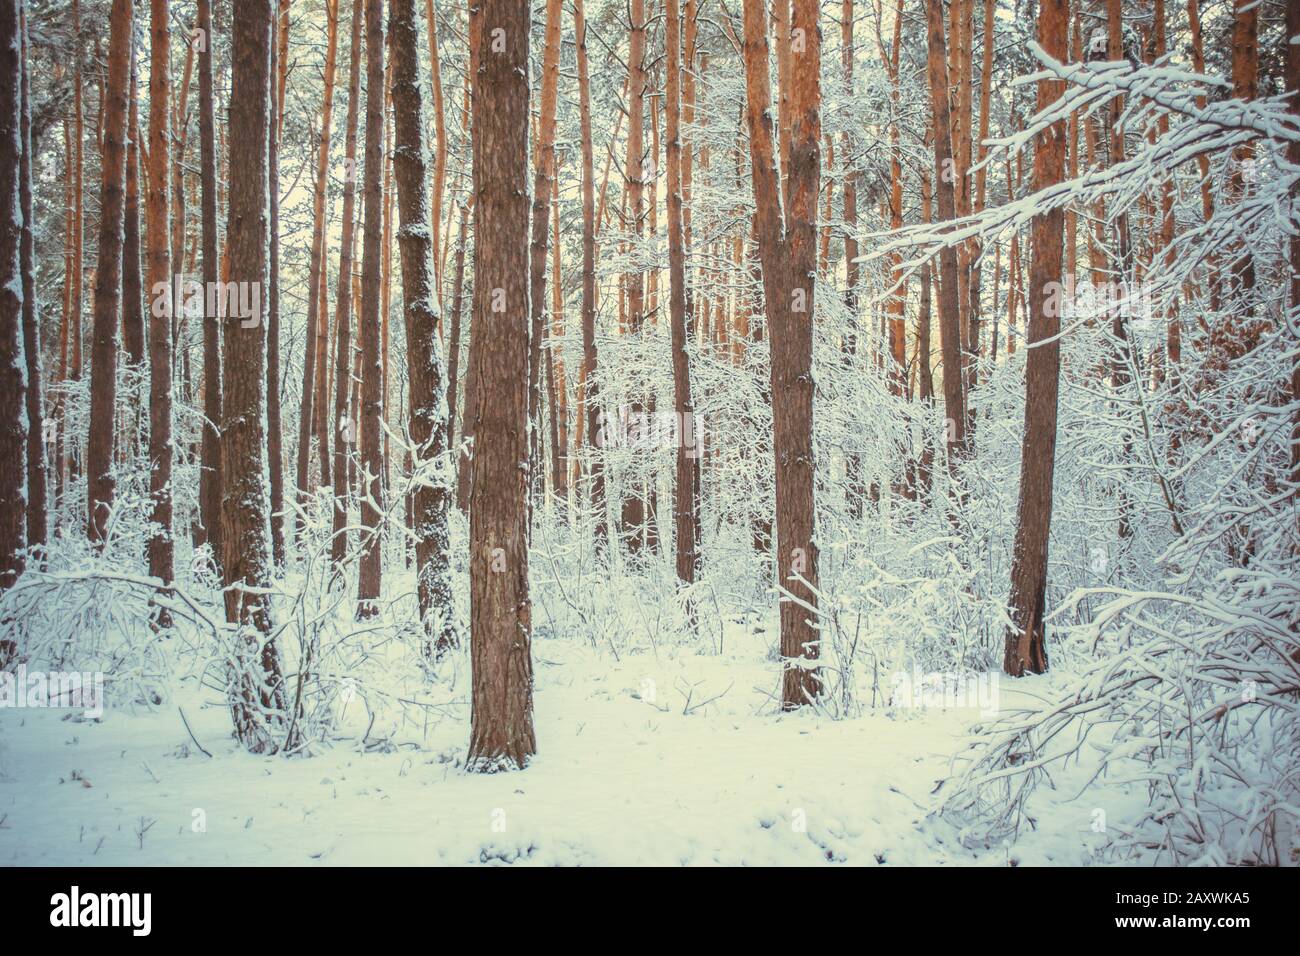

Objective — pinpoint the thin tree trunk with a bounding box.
[526,0,563,500]
[145,0,174,590]
[295,0,339,539]
[332,0,365,567]
[924,0,968,467]
[446,197,470,453]
[122,48,144,369]
[266,5,286,569]
[355,0,386,614]
[86,0,132,545]
[575,0,605,549]
[0,0,27,589]
[619,0,649,555]
[666,0,700,600]
[197,0,222,561]
[19,7,46,551]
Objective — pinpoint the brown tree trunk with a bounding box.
[266,6,286,569]
[86,0,132,545]
[527,0,563,499]
[924,0,968,467]
[122,48,144,369]
[222,0,293,753]
[1287,0,1300,498]
[145,0,174,590]
[466,0,536,771]
[18,7,46,551]
[446,197,470,453]
[332,0,365,567]
[355,0,386,614]
[666,0,700,598]
[0,0,27,588]
[575,0,606,549]
[197,0,222,561]
[295,0,339,540]
[424,0,448,305]
[1003,0,1068,677]
[619,0,649,555]
[741,0,821,708]
[389,0,457,659]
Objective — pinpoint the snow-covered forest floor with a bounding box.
[1,631,1127,866]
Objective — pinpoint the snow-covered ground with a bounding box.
[0,632,1120,866]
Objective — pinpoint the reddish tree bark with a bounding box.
[741,0,821,708]
[1003,0,1068,677]
[86,0,132,545]
[122,48,144,369]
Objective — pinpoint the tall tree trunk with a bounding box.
[266,4,286,569]
[122,48,144,369]
[389,0,457,660]
[666,0,700,600]
[19,7,46,551]
[924,0,968,469]
[424,0,448,304]
[741,0,821,708]
[86,0,132,545]
[527,0,563,500]
[466,0,536,771]
[296,0,339,531]
[68,0,85,489]
[1288,0,1300,498]
[0,0,27,589]
[222,0,293,753]
[356,0,386,614]
[1003,0,1068,677]
[332,0,365,567]
[446,197,469,452]
[197,0,223,562]
[575,0,605,549]
[619,0,649,555]
[145,0,174,591]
